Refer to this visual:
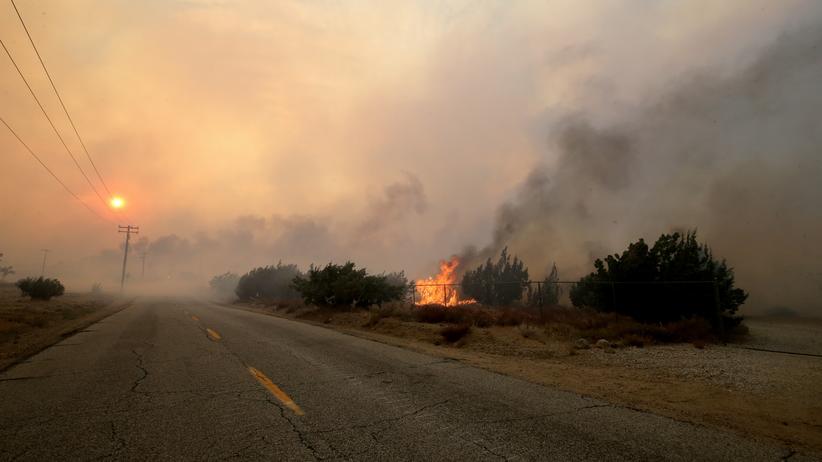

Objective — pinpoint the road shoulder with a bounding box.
[0,286,131,371]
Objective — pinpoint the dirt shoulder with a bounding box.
[0,285,130,371]
[227,301,822,456]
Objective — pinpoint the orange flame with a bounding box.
[415,256,476,306]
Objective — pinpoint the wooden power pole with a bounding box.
[118,225,139,291]
[40,249,49,277]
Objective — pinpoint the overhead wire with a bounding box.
[0,37,113,216]
[10,0,112,197]
[0,115,114,224]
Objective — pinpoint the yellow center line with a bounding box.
[206,328,221,341]
[248,367,304,416]
[191,315,200,321]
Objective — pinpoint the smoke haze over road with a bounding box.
[1,1,820,314]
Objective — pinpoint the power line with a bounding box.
[0,37,112,213]
[10,0,113,197]
[0,114,113,224]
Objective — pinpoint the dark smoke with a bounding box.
[463,25,822,314]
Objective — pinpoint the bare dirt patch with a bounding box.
[229,300,822,456]
[0,284,128,370]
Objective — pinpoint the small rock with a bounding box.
[574,338,590,349]
[595,339,611,349]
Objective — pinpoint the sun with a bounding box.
[110,196,125,209]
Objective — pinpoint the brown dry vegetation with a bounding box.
[0,284,126,370]
[383,303,718,347]
[232,299,822,456]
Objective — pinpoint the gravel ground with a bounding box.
[578,317,822,397]
[742,317,822,354]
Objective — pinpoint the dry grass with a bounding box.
[240,298,724,350]
[408,303,716,348]
[0,284,121,370]
[440,324,471,343]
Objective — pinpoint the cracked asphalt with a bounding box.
[0,298,812,461]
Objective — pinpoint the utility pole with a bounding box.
[40,249,49,277]
[118,225,139,291]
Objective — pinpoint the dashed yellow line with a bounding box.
[206,328,221,341]
[248,367,304,416]
[191,315,200,321]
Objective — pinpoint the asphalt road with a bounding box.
[0,298,809,461]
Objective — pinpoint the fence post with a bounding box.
[537,281,544,320]
[443,284,447,306]
[713,280,726,342]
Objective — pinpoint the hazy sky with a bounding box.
[1,1,820,312]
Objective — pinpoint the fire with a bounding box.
[415,256,476,306]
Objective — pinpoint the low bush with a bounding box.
[440,324,471,343]
[292,262,406,308]
[416,305,463,323]
[414,304,539,328]
[413,303,719,347]
[236,263,301,301]
[16,277,65,300]
[574,315,715,346]
[414,305,494,327]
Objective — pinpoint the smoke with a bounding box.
[3,2,820,313]
[462,25,822,314]
[355,173,428,241]
[54,174,430,292]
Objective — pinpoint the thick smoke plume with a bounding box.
[462,26,822,315]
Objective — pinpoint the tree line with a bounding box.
[212,230,747,330]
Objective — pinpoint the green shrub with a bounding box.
[461,247,529,306]
[16,277,65,300]
[291,262,406,308]
[525,263,561,307]
[236,263,301,301]
[569,230,746,330]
